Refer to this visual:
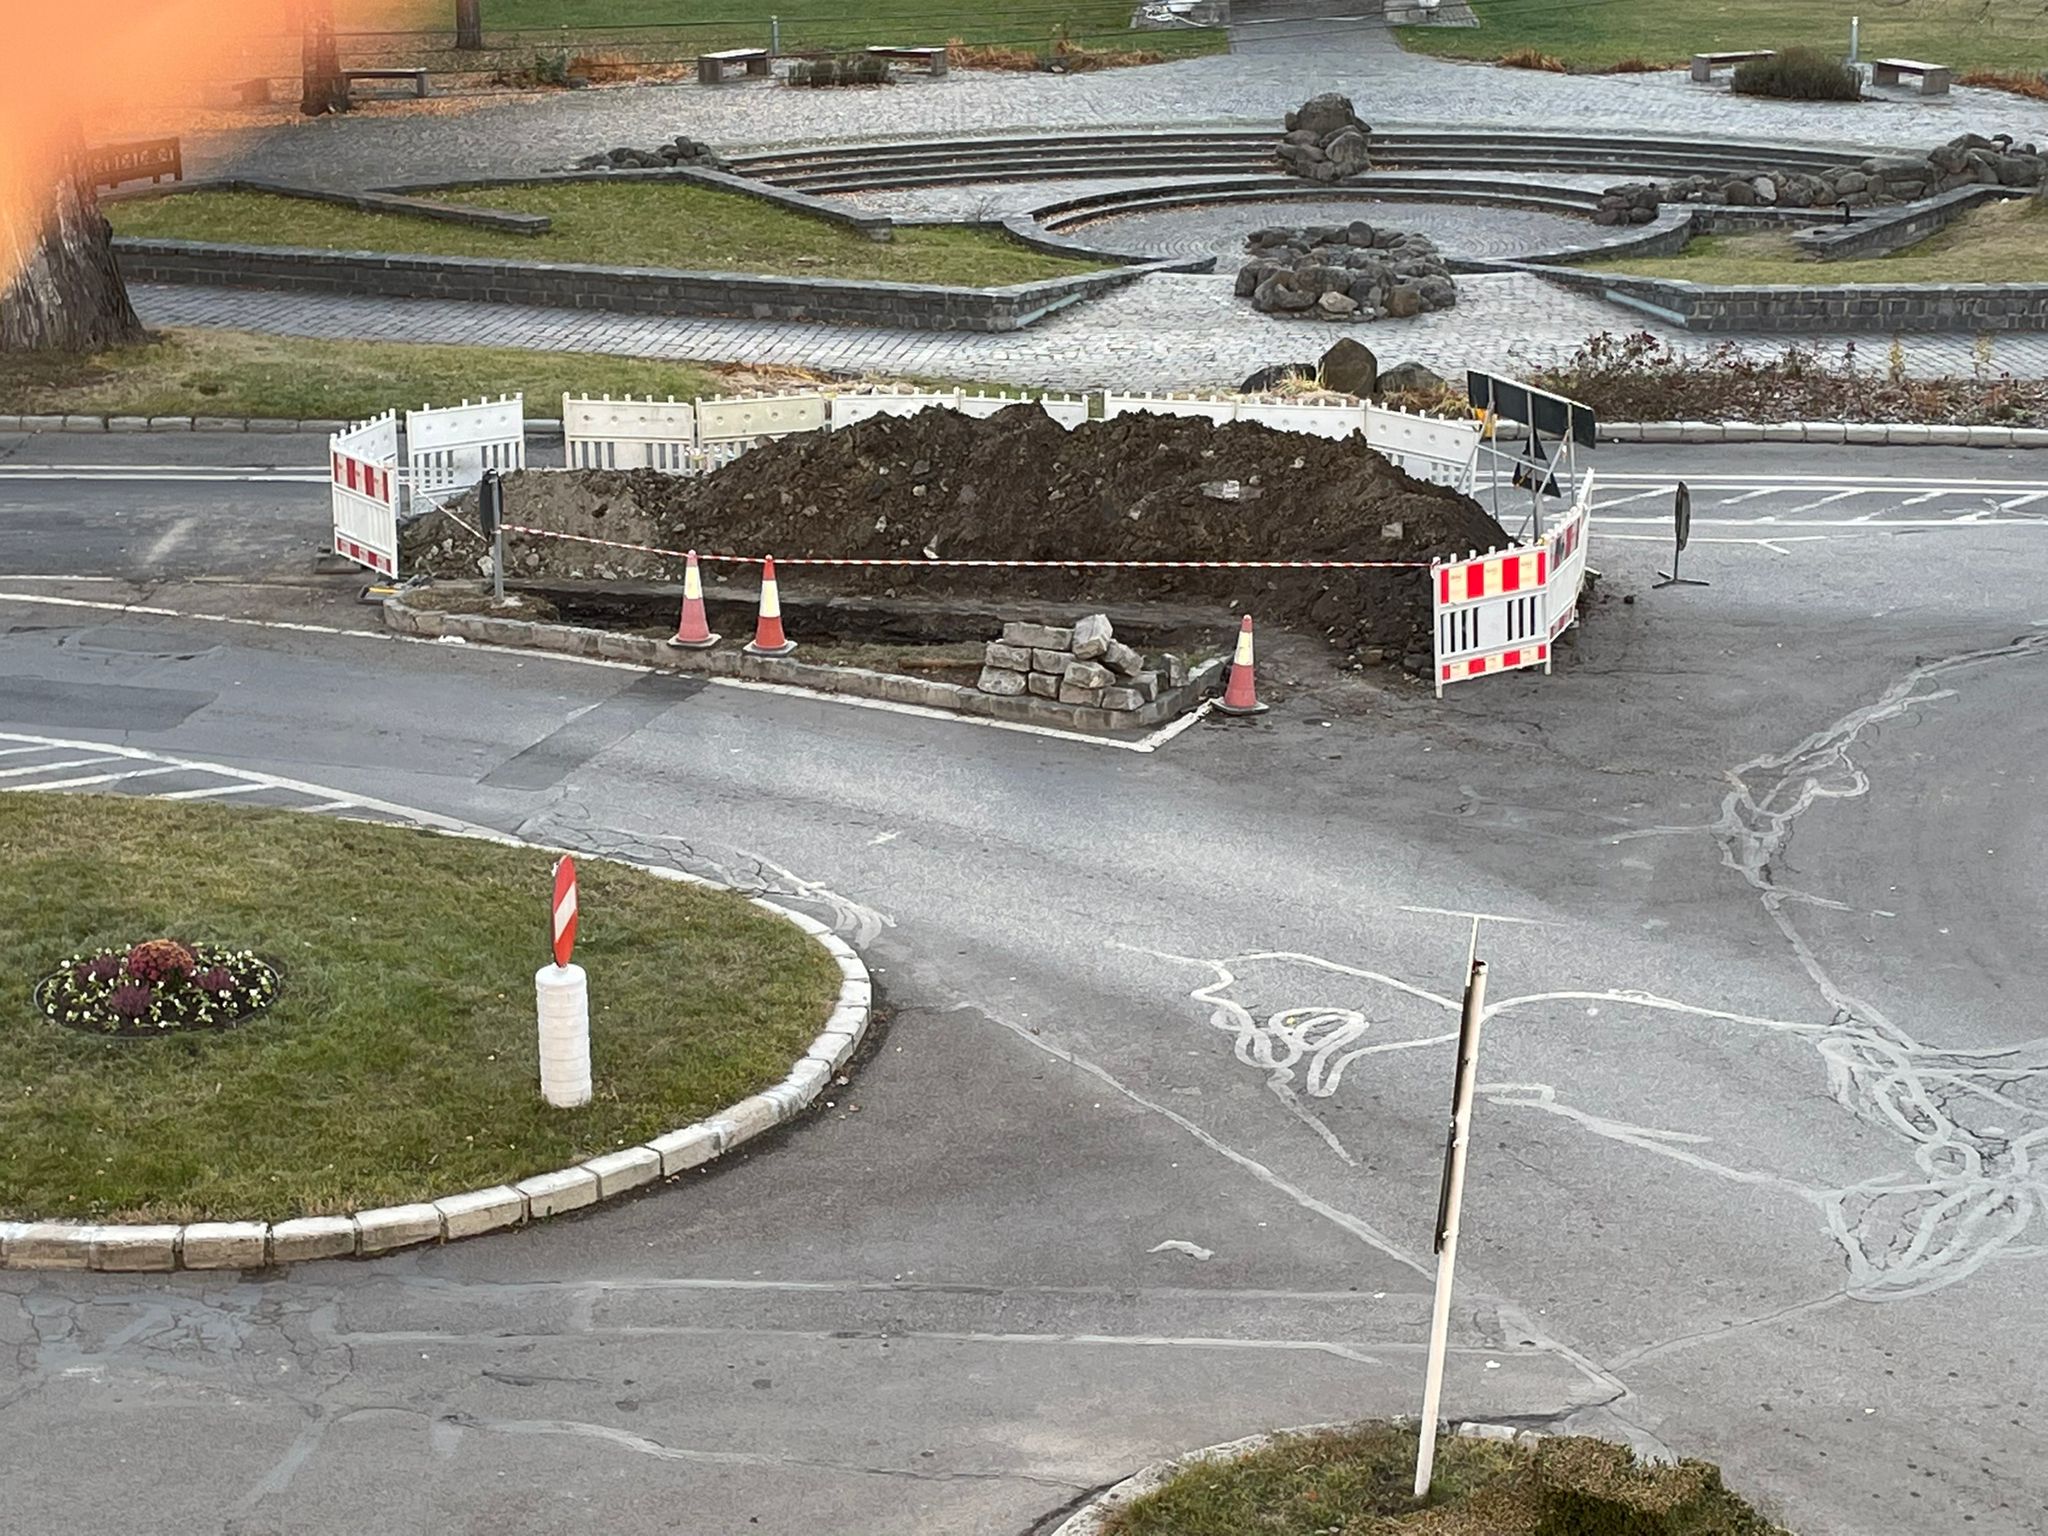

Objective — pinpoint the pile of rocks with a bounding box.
[1275,93,1373,183]
[1609,133,2045,214]
[1236,222,1457,322]
[574,136,731,172]
[1592,183,1663,226]
[979,615,1187,711]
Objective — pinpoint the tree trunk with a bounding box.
[0,165,145,354]
[455,0,483,50]
[301,0,349,116]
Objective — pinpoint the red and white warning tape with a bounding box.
[499,523,1430,572]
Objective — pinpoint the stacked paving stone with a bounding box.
[978,614,1186,711]
[1237,222,1457,322]
[1274,93,1373,184]
[1605,133,2045,216]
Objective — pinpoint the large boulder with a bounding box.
[1318,337,1379,397]
[1285,92,1363,139]
[1276,94,1373,182]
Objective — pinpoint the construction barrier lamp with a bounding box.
[1654,481,1709,589]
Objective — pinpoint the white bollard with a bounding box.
[535,962,592,1108]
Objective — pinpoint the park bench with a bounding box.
[1690,49,1773,82]
[1871,57,1952,95]
[85,136,183,191]
[865,44,948,76]
[342,67,430,99]
[699,47,772,84]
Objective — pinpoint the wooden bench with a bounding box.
[342,67,430,98]
[1690,49,1773,82]
[698,47,771,84]
[1872,56,1951,95]
[865,44,948,76]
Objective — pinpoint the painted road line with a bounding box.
[0,469,327,483]
[0,755,121,779]
[0,765,188,793]
[1597,515,2048,529]
[0,590,1211,757]
[150,781,281,800]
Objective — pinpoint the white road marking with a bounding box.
[0,755,120,779]
[150,781,278,800]
[0,467,325,483]
[1398,904,1552,926]
[0,590,1217,757]
[0,765,187,793]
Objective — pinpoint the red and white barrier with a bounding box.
[1431,470,1595,695]
[329,411,400,577]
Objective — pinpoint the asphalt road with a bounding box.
[3,433,2046,1536]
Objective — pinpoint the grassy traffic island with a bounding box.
[0,794,841,1225]
[105,181,1104,287]
[1100,1423,1786,1536]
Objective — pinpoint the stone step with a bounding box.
[1032,176,1605,232]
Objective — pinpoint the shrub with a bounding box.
[1499,46,1567,73]
[1957,68,2048,102]
[1731,47,1861,101]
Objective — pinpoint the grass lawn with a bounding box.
[1100,1423,1783,1536]
[374,0,1226,59]
[107,184,1101,286]
[1397,0,2048,75]
[0,794,841,1223]
[1580,196,2048,285]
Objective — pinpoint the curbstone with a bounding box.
[5,1223,96,1269]
[1635,421,1683,443]
[0,416,22,433]
[146,416,193,432]
[355,1202,445,1255]
[2013,428,2048,448]
[63,415,108,431]
[181,1221,269,1269]
[17,416,64,432]
[708,1094,785,1149]
[109,416,150,432]
[1924,425,1973,446]
[806,1030,858,1072]
[1886,423,1933,445]
[516,1166,600,1218]
[90,1225,182,1271]
[824,1000,870,1040]
[1801,421,1848,443]
[1844,422,1889,443]
[771,1057,833,1112]
[271,1215,360,1262]
[583,1146,662,1199]
[192,417,247,431]
[435,1186,527,1240]
[647,1123,723,1175]
[1719,421,1763,443]
[1760,422,1805,443]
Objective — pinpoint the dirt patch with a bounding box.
[415,405,1508,666]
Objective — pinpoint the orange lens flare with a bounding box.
[0,0,367,295]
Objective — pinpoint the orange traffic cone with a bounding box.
[744,555,798,656]
[1215,614,1268,715]
[667,549,720,649]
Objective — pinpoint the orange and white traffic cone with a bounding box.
[744,555,798,657]
[666,549,720,649]
[1215,614,1268,715]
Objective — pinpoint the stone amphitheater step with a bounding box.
[729,130,1858,194]
[1031,175,1606,232]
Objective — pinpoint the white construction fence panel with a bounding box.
[329,412,400,577]
[1430,469,1596,695]
[1102,392,1240,426]
[563,395,698,471]
[697,391,829,444]
[1236,398,1367,440]
[829,388,963,429]
[407,395,525,509]
[1364,403,1481,489]
[954,390,1090,428]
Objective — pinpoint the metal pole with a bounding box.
[1414,956,1488,1499]
[1849,15,1860,64]
[771,14,780,55]
[493,520,506,604]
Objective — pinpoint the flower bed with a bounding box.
[36,938,279,1037]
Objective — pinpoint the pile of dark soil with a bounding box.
[419,404,1509,662]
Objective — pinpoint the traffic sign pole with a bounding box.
[1655,480,1709,589]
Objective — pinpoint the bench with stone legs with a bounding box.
[343,68,430,98]
[1872,57,1952,95]
[865,45,948,76]
[1690,49,1774,82]
[698,47,771,84]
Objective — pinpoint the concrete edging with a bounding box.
[0,842,873,1273]
[380,594,1216,734]
[1047,1419,1548,1536]
[4,414,2044,447]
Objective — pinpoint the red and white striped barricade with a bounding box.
[329,411,400,576]
[405,394,525,511]
[1430,469,1596,695]
[562,393,699,472]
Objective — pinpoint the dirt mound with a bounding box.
[430,404,1509,662]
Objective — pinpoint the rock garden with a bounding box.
[1237,222,1458,321]
[403,403,1510,686]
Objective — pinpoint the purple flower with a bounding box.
[108,982,155,1020]
[195,967,236,995]
[87,955,123,983]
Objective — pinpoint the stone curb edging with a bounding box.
[0,849,873,1273]
[1047,1418,1547,1536]
[5,415,2045,447]
[380,594,1219,735]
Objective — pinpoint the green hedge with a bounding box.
[1731,47,1862,100]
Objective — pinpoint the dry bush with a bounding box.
[1603,55,1673,73]
[945,34,1166,71]
[1499,46,1568,73]
[1959,68,2048,101]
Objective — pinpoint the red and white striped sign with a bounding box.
[551,856,578,968]
[329,413,401,578]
